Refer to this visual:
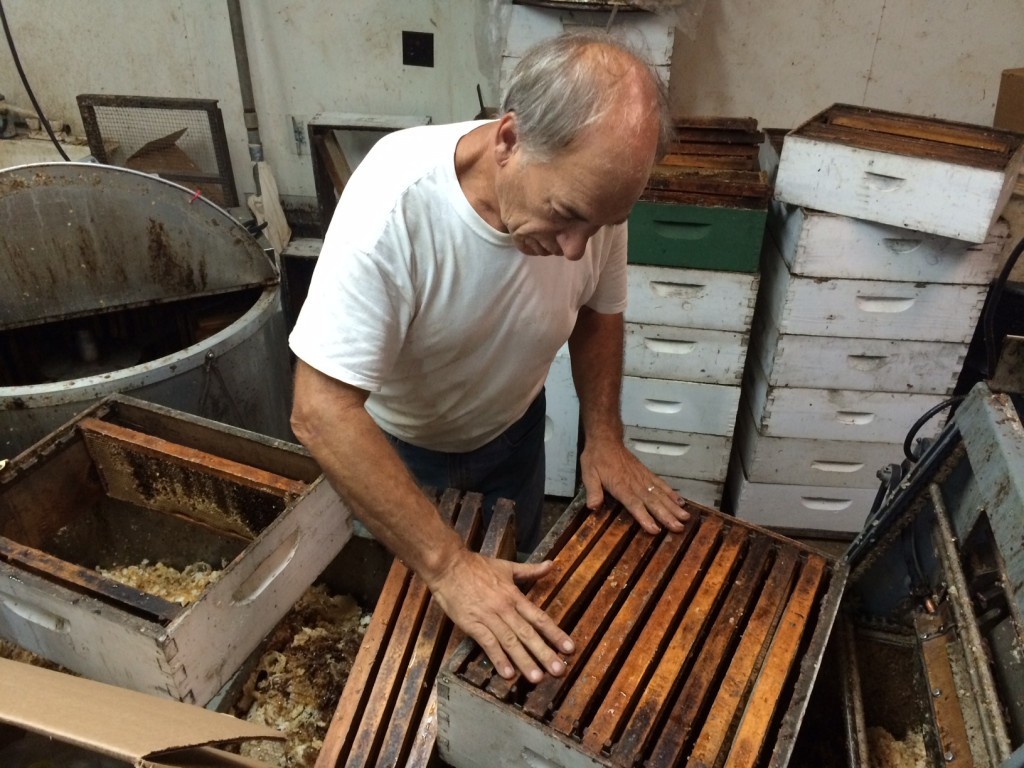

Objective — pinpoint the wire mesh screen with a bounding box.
[77,95,238,208]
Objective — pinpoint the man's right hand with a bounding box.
[423,549,575,683]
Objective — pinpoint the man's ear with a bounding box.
[494,112,519,167]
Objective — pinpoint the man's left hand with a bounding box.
[578,439,690,533]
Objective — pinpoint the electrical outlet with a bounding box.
[290,115,310,156]
[402,31,434,68]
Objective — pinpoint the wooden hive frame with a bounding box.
[316,490,518,768]
[437,494,847,768]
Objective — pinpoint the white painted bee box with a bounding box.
[625,265,759,332]
[0,396,352,706]
[734,402,898,489]
[662,476,724,509]
[727,453,875,534]
[624,323,748,385]
[774,104,1024,243]
[759,238,987,344]
[750,315,967,395]
[744,360,947,443]
[624,425,730,483]
[622,377,740,437]
[769,202,1009,284]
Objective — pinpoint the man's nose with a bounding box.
[557,229,591,261]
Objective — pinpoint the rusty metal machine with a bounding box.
[838,338,1024,767]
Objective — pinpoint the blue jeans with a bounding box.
[383,390,547,552]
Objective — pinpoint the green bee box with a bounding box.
[627,201,767,273]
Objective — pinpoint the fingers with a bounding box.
[580,461,606,510]
[623,480,689,534]
[426,552,573,683]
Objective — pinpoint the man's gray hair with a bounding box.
[500,31,672,160]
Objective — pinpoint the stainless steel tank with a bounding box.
[0,162,293,458]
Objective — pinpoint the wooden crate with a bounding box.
[437,495,845,768]
[0,395,351,705]
[769,202,1010,284]
[621,377,740,437]
[624,323,749,386]
[624,265,759,332]
[316,490,517,768]
[774,103,1024,243]
[623,425,731,484]
[627,201,766,272]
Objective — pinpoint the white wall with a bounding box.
[0,0,493,202]
[1,0,1021,204]
[670,0,1024,129]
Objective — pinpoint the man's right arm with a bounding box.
[289,360,574,682]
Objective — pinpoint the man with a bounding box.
[289,31,689,684]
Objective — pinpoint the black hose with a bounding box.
[0,0,70,160]
[903,395,965,462]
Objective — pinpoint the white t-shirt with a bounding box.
[289,120,627,452]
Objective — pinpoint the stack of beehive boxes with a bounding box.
[728,104,1023,533]
[623,118,771,508]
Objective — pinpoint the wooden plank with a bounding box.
[825,106,1017,154]
[644,538,776,766]
[458,504,614,688]
[548,521,706,736]
[314,562,412,768]
[345,490,462,767]
[376,493,483,767]
[485,511,637,701]
[915,610,974,767]
[0,534,181,623]
[685,548,799,767]
[640,189,769,209]
[672,116,759,132]
[610,531,765,766]
[403,499,516,768]
[647,173,771,200]
[723,554,828,768]
[580,521,744,755]
[522,525,665,721]
[657,153,760,171]
[314,129,352,195]
[666,141,761,157]
[796,122,1010,171]
[77,417,307,498]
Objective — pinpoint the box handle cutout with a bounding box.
[651,281,705,300]
[629,440,689,457]
[836,411,875,425]
[855,296,915,313]
[847,354,889,371]
[652,220,712,241]
[643,338,697,355]
[811,461,865,474]
[644,399,683,414]
[883,237,924,253]
[232,529,300,605]
[864,171,906,191]
[520,748,566,768]
[800,497,853,512]
[2,594,68,633]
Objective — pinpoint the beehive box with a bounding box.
[436,495,847,768]
[774,104,1024,243]
[0,395,351,705]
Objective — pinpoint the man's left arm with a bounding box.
[568,305,690,532]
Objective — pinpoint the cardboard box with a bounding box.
[994,67,1024,132]
[0,657,282,767]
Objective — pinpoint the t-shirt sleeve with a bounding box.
[583,221,628,315]
[288,210,414,392]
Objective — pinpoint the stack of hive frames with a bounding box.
[437,495,846,768]
[316,489,517,768]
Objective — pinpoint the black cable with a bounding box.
[983,234,1024,378]
[0,0,70,160]
[903,395,964,462]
